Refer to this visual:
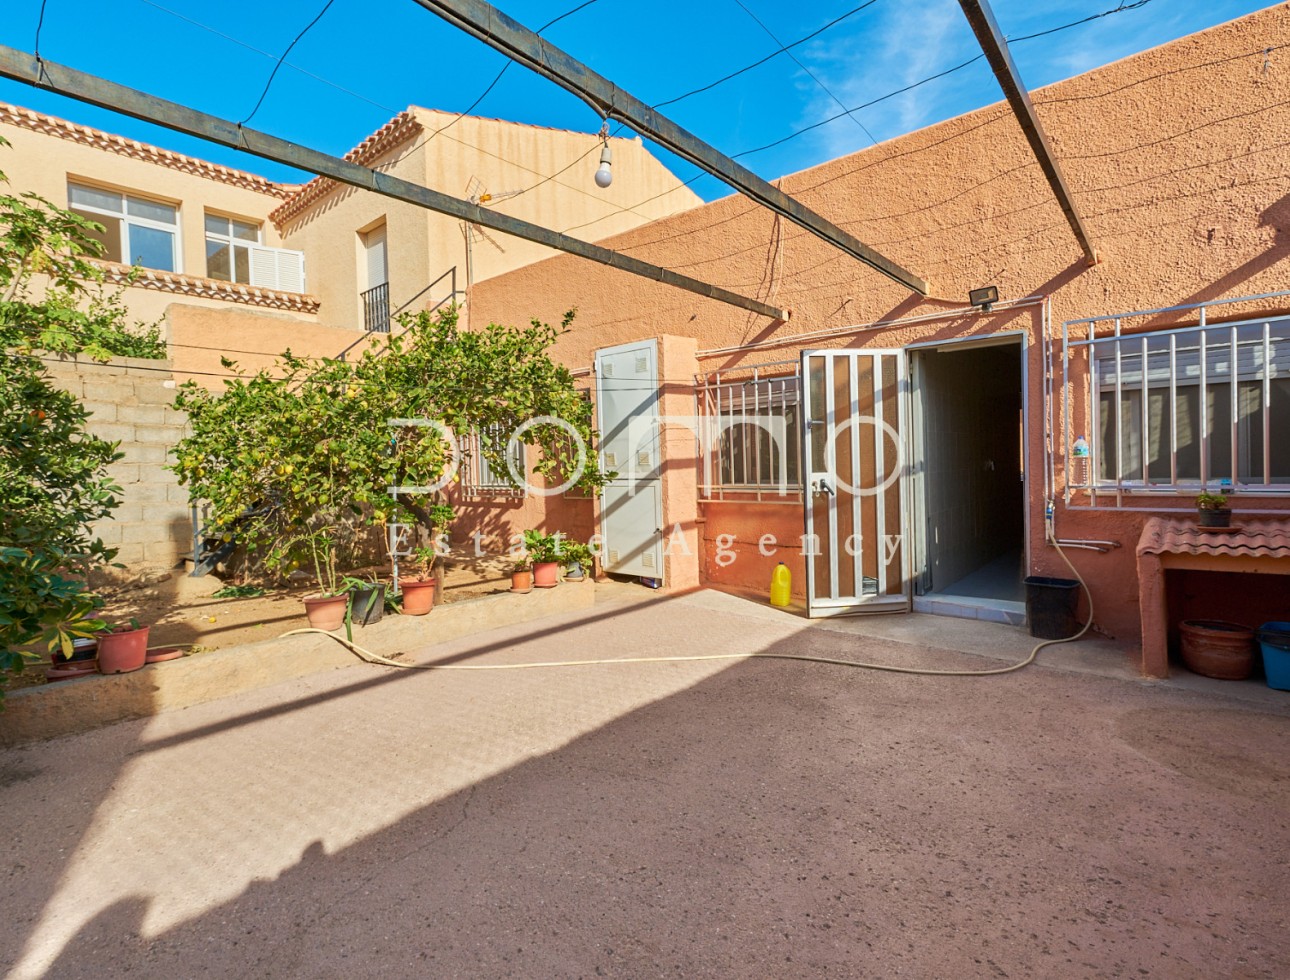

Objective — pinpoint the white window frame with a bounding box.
[68,181,181,273]
[464,424,527,497]
[1062,308,1290,505]
[204,212,262,284]
[698,363,803,504]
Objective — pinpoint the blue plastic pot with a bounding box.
[1256,622,1290,691]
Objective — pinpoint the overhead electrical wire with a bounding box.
[391,0,602,165]
[133,0,623,214]
[651,0,882,110]
[33,0,49,57]
[565,0,1160,234]
[732,0,1158,161]
[732,0,880,149]
[240,0,337,126]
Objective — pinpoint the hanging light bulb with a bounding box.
[594,143,613,188]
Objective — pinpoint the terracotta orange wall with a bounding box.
[468,7,1290,644]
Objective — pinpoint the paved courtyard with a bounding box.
[2,588,1288,978]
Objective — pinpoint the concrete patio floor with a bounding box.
[2,586,1288,978]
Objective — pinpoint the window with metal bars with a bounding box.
[463,424,526,497]
[698,365,802,502]
[1069,316,1290,493]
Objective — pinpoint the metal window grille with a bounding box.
[1062,305,1290,508]
[697,361,803,503]
[464,424,526,497]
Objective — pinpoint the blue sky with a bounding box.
[0,1,1275,202]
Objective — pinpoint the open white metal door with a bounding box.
[801,349,910,617]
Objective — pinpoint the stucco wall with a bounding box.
[165,304,381,389]
[275,108,703,333]
[468,6,1290,646]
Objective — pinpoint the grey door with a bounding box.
[595,340,664,580]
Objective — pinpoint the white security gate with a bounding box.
[596,340,664,580]
[801,349,910,616]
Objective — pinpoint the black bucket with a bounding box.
[349,585,384,626]
[1024,576,1081,640]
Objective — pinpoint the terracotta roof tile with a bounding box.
[1137,516,1290,559]
[269,110,423,228]
[0,101,292,198]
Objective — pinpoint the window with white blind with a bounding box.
[69,182,179,272]
[205,213,307,292]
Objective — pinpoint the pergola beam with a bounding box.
[407,0,931,296]
[0,45,791,321]
[956,0,1100,267]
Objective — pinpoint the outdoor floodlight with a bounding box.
[969,285,999,312]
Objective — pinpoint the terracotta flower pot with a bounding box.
[533,561,560,589]
[400,579,436,616]
[303,594,348,631]
[97,625,150,674]
[1179,619,1254,679]
[511,569,534,593]
[47,661,98,682]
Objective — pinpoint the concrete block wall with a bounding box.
[43,353,191,580]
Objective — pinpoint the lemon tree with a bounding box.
[172,306,605,581]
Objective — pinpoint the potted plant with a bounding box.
[97,618,151,674]
[1196,491,1232,528]
[510,557,534,594]
[400,546,437,616]
[523,529,564,589]
[342,575,386,626]
[561,539,594,582]
[296,527,348,631]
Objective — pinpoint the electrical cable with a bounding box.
[241,0,336,127]
[393,0,602,161]
[280,533,1091,678]
[652,1,882,111]
[731,0,1157,161]
[568,0,1161,239]
[732,0,880,149]
[33,0,50,57]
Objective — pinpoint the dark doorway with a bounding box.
[914,341,1025,603]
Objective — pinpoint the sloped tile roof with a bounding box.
[0,101,293,198]
[1137,516,1290,558]
[269,110,423,228]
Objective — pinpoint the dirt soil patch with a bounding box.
[7,556,515,691]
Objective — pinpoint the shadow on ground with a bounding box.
[3,591,1289,978]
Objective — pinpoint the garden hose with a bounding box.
[280,536,1093,678]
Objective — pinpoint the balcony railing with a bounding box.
[362,281,390,333]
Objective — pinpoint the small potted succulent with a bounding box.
[1196,491,1232,528]
[400,546,438,615]
[510,557,534,593]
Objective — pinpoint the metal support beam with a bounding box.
[0,45,791,322]
[957,0,1099,267]
[407,0,931,296]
